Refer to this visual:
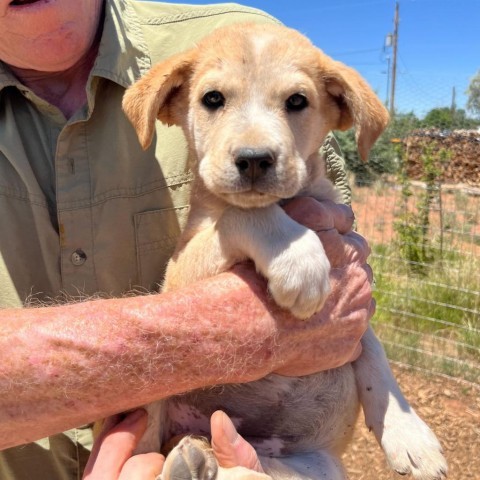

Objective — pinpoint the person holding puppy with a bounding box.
[0,0,374,479]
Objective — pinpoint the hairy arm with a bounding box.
[0,199,372,450]
[0,271,280,449]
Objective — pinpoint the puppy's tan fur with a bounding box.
[123,23,447,480]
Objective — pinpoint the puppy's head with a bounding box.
[123,23,389,208]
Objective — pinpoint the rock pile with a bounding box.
[403,129,480,186]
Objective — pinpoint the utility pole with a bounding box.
[451,86,457,116]
[390,2,399,116]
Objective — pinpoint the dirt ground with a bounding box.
[341,364,480,479]
[343,184,479,478]
[351,183,480,257]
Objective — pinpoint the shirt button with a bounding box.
[71,249,87,266]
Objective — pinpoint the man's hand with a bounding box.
[83,410,164,480]
[281,197,373,374]
[83,410,266,480]
[233,197,374,377]
[211,410,264,473]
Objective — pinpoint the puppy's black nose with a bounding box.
[234,147,276,181]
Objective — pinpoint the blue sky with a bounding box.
[162,0,480,118]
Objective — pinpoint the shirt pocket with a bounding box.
[134,206,190,291]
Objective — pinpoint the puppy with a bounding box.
[123,23,447,480]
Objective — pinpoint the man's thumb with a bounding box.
[210,410,264,473]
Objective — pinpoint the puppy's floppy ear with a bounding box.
[122,50,196,150]
[322,56,389,161]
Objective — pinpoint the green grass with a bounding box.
[369,243,480,385]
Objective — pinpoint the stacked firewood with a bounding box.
[402,129,480,186]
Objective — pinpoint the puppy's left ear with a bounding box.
[322,56,389,161]
[122,50,196,150]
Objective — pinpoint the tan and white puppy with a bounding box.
[123,23,447,480]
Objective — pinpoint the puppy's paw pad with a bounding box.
[162,437,218,480]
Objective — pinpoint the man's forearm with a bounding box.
[0,269,278,450]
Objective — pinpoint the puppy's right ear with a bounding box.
[321,55,389,162]
[122,50,196,150]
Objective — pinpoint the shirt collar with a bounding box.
[92,0,152,88]
[0,60,20,92]
[0,0,152,93]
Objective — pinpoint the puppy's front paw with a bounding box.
[160,436,218,480]
[381,409,447,480]
[267,229,330,319]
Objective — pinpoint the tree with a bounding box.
[466,70,480,117]
[422,107,480,130]
[423,108,454,129]
[335,112,419,186]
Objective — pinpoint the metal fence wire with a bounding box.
[351,179,479,387]
[346,124,480,389]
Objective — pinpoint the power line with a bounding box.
[329,47,382,56]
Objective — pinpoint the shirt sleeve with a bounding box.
[321,133,352,206]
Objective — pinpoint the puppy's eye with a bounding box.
[286,93,309,112]
[202,91,225,110]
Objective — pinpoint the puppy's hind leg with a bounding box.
[354,327,447,479]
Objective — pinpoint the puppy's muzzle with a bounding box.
[234,147,276,182]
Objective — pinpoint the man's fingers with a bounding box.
[83,409,148,480]
[118,453,165,480]
[319,230,371,268]
[282,198,355,234]
[328,202,356,234]
[369,296,377,319]
[364,263,374,284]
[328,262,373,306]
[211,410,264,473]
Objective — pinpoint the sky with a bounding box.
[158,0,480,118]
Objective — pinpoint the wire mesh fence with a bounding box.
[351,179,479,388]
[340,99,480,389]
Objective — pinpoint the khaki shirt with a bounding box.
[0,1,349,478]
[0,0,279,309]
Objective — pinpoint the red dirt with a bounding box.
[342,365,480,479]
